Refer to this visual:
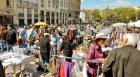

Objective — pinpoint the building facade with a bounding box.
[16,0,68,25]
[67,0,81,18]
[0,0,14,25]
[0,0,70,26]
[67,0,81,24]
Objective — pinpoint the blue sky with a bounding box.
[81,0,140,9]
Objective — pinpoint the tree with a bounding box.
[81,7,137,23]
[102,7,136,23]
[136,10,140,20]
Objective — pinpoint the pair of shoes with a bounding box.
[44,69,49,73]
[37,65,44,72]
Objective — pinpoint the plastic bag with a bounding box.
[82,63,88,77]
[70,62,81,77]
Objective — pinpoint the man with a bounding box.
[6,25,17,52]
[0,60,5,77]
[19,26,27,41]
[0,25,6,53]
[26,26,38,46]
[39,33,51,72]
[102,33,140,77]
[50,29,61,57]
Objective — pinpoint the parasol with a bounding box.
[34,22,47,26]
[99,28,112,35]
[134,20,140,27]
[128,21,135,27]
[112,23,127,27]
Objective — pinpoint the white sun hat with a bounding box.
[94,33,108,40]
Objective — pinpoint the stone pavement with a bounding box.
[5,66,54,77]
[33,72,53,77]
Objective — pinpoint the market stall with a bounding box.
[0,52,35,77]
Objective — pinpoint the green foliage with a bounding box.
[102,7,136,23]
[82,7,139,23]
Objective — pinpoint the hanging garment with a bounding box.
[82,63,88,77]
[58,61,74,77]
[63,61,74,77]
[60,62,65,77]
[70,62,80,77]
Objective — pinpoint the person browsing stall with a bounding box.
[86,33,107,77]
[102,33,140,77]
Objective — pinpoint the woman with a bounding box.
[67,30,74,43]
[60,35,73,62]
[86,33,107,77]
[13,38,28,55]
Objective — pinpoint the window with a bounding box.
[40,11,44,16]
[52,0,55,7]
[55,0,59,8]
[34,10,38,14]
[48,0,51,7]
[6,0,10,6]
[27,9,31,14]
[41,0,44,7]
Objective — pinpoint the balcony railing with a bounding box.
[18,13,24,17]
[27,14,32,17]
[32,3,38,7]
[17,0,38,8]
[34,14,38,17]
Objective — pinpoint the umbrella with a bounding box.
[99,28,112,35]
[128,21,135,27]
[112,23,127,27]
[34,22,47,26]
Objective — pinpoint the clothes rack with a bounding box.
[52,55,103,77]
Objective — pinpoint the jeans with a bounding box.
[41,56,49,71]
[41,56,49,65]
[0,43,5,53]
[6,44,14,52]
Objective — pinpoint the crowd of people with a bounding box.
[0,23,140,77]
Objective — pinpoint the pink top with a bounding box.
[86,43,104,63]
